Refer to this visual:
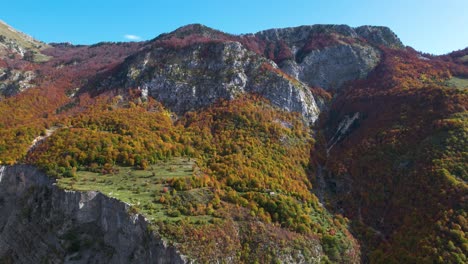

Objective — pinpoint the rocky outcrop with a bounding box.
[96,24,404,122]
[0,20,49,62]
[0,68,36,96]
[285,44,380,90]
[254,24,402,50]
[254,25,395,90]
[119,41,321,123]
[355,26,404,49]
[327,112,360,154]
[0,165,185,264]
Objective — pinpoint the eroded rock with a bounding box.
[0,165,185,264]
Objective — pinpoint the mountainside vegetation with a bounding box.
[24,94,358,262]
[320,47,468,263]
[0,22,466,263]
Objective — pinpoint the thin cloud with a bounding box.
[124,34,141,41]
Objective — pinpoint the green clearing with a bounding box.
[57,157,213,223]
[447,77,468,89]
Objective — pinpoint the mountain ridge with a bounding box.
[0,20,466,263]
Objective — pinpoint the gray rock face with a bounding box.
[106,24,404,122]
[254,25,392,90]
[0,68,36,96]
[122,41,321,123]
[129,42,251,114]
[0,165,185,264]
[255,24,359,44]
[0,20,50,62]
[355,26,404,49]
[294,44,380,89]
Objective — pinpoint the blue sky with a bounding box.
[1,0,466,55]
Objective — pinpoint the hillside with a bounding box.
[317,47,468,263]
[0,20,50,61]
[0,21,466,263]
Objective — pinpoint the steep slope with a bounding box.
[252,24,401,90]
[24,96,360,263]
[0,165,185,263]
[0,20,466,264]
[315,47,468,263]
[0,20,49,61]
[0,20,49,96]
[112,39,321,123]
[149,24,401,91]
[0,35,144,163]
[100,24,402,123]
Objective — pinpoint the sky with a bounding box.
[1,0,467,55]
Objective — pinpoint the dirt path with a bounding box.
[28,127,58,152]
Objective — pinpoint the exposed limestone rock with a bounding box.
[0,20,50,62]
[355,26,404,49]
[0,68,36,96]
[0,165,185,264]
[255,25,360,45]
[99,24,405,123]
[120,41,321,123]
[254,25,391,90]
[290,44,380,90]
[327,112,360,154]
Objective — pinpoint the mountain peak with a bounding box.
[155,23,232,42]
[172,23,217,34]
[254,24,403,49]
[355,25,404,48]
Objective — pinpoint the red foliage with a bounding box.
[275,40,294,62]
[316,46,468,262]
[301,33,339,53]
[298,33,357,59]
[340,47,453,97]
[260,62,299,84]
[153,27,295,64]
[238,35,267,55]
[39,42,144,93]
[260,40,294,63]
[309,86,332,100]
[155,35,228,49]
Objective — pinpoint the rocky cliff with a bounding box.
[0,165,185,264]
[0,21,432,263]
[0,22,404,123]
[98,24,402,123]
[0,68,36,96]
[114,40,321,123]
[253,24,402,89]
[0,20,51,96]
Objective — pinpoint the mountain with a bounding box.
[0,21,466,263]
[0,20,49,61]
[0,20,50,96]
